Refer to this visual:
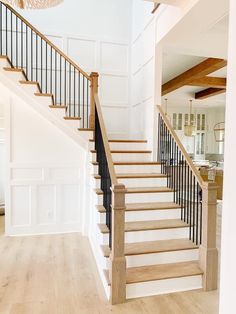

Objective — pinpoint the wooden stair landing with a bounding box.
[101,238,199,258]
[98,219,188,234]
[94,173,167,179]
[104,261,203,285]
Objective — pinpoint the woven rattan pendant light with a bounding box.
[4,0,63,9]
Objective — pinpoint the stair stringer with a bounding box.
[0,61,91,151]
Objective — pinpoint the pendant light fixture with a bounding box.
[3,0,63,9]
[164,98,171,121]
[184,99,196,137]
[214,122,225,143]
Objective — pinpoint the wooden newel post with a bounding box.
[109,183,126,305]
[89,72,99,129]
[199,181,218,291]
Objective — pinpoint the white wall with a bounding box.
[1,83,88,236]
[0,101,5,204]
[130,0,201,147]
[220,0,236,312]
[19,0,132,138]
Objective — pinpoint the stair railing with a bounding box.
[157,105,218,291]
[93,89,126,304]
[0,1,94,128]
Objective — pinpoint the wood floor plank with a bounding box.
[0,216,218,314]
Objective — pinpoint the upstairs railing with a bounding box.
[94,91,126,305]
[157,105,218,291]
[0,1,92,128]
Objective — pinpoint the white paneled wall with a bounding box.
[3,91,87,236]
[0,102,5,204]
[20,0,132,138]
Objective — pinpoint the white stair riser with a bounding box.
[101,227,189,244]
[92,177,167,189]
[109,142,147,150]
[112,153,152,162]
[97,209,181,223]
[0,59,9,68]
[118,177,167,188]
[125,192,174,203]
[114,164,161,173]
[3,70,25,82]
[80,131,94,141]
[126,275,202,299]
[104,249,199,268]
[95,192,174,205]
[19,84,39,95]
[50,108,66,120]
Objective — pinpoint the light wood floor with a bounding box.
[0,216,219,314]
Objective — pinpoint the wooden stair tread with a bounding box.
[126,187,173,194]
[96,202,181,213]
[90,150,152,154]
[101,238,199,257]
[98,219,188,234]
[114,162,161,165]
[19,80,38,85]
[64,116,81,120]
[35,92,53,97]
[4,67,23,72]
[49,105,67,109]
[78,128,94,131]
[94,173,166,179]
[89,139,147,143]
[104,261,203,285]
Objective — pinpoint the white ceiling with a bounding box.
[161,0,229,108]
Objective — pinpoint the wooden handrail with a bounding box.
[94,93,117,185]
[157,105,203,187]
[1,1,91,80]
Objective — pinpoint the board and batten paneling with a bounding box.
[4,93,87,236]
[45,33,130,138]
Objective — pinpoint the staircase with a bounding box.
[0,1,218,305]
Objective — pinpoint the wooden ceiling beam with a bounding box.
[195,88,226,100]
[188,77,226,89]
[162,58,227,96]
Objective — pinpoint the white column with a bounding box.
[219,1,236,313]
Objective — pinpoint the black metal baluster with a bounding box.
[40,37,43,91]
[36,34,38,82]
[78,71,81,118]
[83,75,85,128]
[16,15,18,68]
[31,28,33,81]
[26,25,28,78]
[64,59,67,109]
[69,63,71,117]
[74,67,76,117]
[193,177,196,243]
[196,182,199,244]
[60,55,62,106]
[21,19,23,68]
[55,51,57,105]
[87,78,89,128]
[50,46,52,94]
[45,42,48,92]
[5,6,8,57]
[0,3,2,56]
[189,171,193,240]
[10,10,12,64]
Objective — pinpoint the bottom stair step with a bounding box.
[101,238,198,258]
[104,261,203,285]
